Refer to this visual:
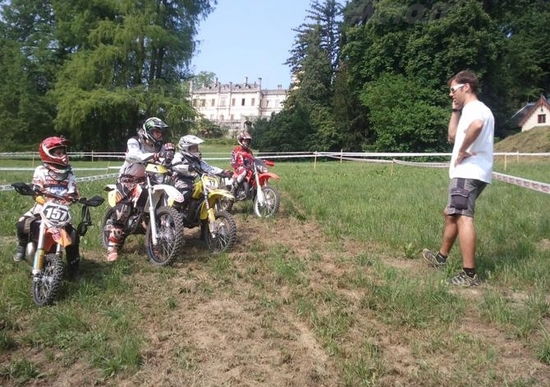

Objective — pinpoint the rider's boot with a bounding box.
[107,247,118,262]
[106,226,123,262]
[13,244,25,262]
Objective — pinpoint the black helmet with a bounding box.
[138,117,169,147]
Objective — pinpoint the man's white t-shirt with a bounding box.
[449,100,494,183]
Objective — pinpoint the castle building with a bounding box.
[189,77,288,134]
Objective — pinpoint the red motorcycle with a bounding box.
[11,182,104,306]
[220,158,280,217]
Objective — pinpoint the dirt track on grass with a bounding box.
[2,199,549,386]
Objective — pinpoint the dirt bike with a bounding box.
[174,168,237,254]
[220,158,280,218]
[11,182,104,307]
[101,162,185,266]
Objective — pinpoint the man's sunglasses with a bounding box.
[450,83,465,93]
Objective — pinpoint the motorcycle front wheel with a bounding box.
[145,206,185,266]
[216,197,234,213]
[203,210,237,254]
[253,186,280,218]
[32,253,64,306]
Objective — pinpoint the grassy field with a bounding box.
[0,156,549,385]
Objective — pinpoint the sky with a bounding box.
[191,0,313,90]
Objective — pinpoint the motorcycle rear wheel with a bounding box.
[253,186,280,218]
[145,206,185,266]
[32,254,64,307]
[203,210,237,254]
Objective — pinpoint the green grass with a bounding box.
[0,157,549,384]
[275,161,550,291]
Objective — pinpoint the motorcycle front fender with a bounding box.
[51,228,72,247]
[151,184,185,207]
[207,189,234,210]
[104,184,117,207]
[258,172,279,186]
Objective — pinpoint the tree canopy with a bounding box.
[0,0,215,150]
[253,0,550,152]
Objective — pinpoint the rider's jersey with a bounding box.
[171,153,223,181]
[23,165,78,216]
[231,145,254,173]
[118,137,158,180]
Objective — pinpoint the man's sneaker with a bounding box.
[447,271,481,287]
[13,245,25,262]
[422,248,446,268]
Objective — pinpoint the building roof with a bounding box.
[516,95,550,127]
[191,80,287,95]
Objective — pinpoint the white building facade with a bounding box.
[189,77,288,134]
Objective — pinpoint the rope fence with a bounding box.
[1,151,548,195]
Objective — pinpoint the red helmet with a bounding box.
[237,131,252,149]
[39,136,70,169]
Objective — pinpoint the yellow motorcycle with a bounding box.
[176,171,237,254]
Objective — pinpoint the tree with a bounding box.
[361,74,448,152]
[51,0,215,149]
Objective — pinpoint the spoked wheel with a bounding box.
[203,210,237,254]
[32,254,64,306]
[216,197,234,213]
[145,206,185,266]
[253,186,280,218]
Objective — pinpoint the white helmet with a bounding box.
[178,134,204,161]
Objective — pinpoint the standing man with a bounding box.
[423,70,494,286]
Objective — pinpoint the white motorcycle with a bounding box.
[101,162,186,266]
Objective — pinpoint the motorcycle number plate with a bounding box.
[42,202,71,226]
[203,176,219,190]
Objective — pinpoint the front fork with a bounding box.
[146,175,158,246]
[205,192,218,236]
[31,223,63,277]
[32,221,47,276]
[254,171,265,205]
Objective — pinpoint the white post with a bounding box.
[340,149,343,164]
[504,153,507,172]
[314,152,317,169]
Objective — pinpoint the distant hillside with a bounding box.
[495,126,550,152]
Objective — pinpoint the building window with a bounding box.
[241,98,246,106]
[200,99,206,107]
[220,98,226,107]
[192,99,197,107]
[538,114,546,124]
[231,98,235,106]
[265,100,270,107]
[220,115,224,121]
[230,114,234,120]
[251,98,255,106]
[211,98,215,107]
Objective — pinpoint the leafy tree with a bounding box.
[361,74,448,152]
[252,103,314,152]
[51,0,215,149]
